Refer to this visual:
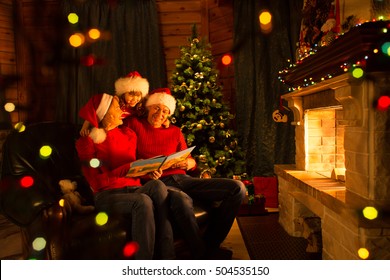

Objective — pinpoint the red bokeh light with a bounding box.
[20,176,34,188]
[377,96,390,111]
[81,55,95,67]
[123,241,139,258]
[221,54,232,66]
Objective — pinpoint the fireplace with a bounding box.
[275,21,390,260]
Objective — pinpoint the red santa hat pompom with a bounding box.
[145,88,176,116]
[114,71,149,98]
[79,93,113,143]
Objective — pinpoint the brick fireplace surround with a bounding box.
[276,22,390,260]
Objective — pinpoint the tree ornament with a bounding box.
[196,123,202,129]
[219,122,225,128]
[218,156,226,165]
[180,105,185,112]
[209,136,215,143]
[198,154,207,163]
[212,99,216,104]
[171,117,176,124]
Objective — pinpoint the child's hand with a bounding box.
[80,128,90,137]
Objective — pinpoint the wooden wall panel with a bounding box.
[0,0,18,126]
[156,0,205,85]
[207,0,235,114]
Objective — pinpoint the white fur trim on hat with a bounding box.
[145,89,176,116]
[89,127,107,143]
[96,93,113,122]
[115,74,149,98]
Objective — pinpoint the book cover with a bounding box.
[126,146,196,177]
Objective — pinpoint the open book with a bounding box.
[126,146,196,177]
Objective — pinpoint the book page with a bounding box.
[126,156,165,177]
[159,146,196,171]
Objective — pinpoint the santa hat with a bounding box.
[79,93,113,143]
[114,71,149,98]
[145,88,176,116]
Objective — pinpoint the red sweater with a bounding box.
[76,127,141,193]
[124,117,194,177]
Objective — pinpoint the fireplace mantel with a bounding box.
[276,21,390,260]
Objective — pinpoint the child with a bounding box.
[80,71,149,136]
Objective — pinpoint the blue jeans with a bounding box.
[161,175,246,250]
[94,180,174,260]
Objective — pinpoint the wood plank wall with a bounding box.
[0,0,235,123]
[157,0,235,110]
[0,0,18,124]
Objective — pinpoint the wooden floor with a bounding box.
[0,214,250,260]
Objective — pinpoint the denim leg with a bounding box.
[136,180,175,260]
[94,190,155,260]
[168,187,205,258]
[162,175,246,249]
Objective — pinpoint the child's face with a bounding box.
[122,91,142,107]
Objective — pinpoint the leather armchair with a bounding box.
[0,122,209,259]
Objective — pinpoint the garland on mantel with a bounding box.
[278,21,390,92]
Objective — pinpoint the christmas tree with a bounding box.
[170,25,247,179]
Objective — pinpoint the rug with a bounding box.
[237,213,322,260]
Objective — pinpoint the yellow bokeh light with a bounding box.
[352,67,364,79]
[32,237,46,251]
[96,212,108,226]
[4,102,15,112]
[362,206,378,220]
[90,158,101,168]
[259,11,272,25]
[69,33,85,48]
[358,248,369,259]
[40,145,52,159]
[59,198,65,207]
[67,13,79,24]
[88,28,101,40]
[14,122,25,132]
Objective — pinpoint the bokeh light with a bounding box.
[90,158,101,168]
[352,67,364,79]
[381,42,390,56]
[67,13,79,24]
[259,10,273,34]
[14,122,25,132]
[358,247,370,259]
[377,95,390,111]
[362,206,378,220]
[20,175,34,188]
[81,54,96,67]
[32,237,46,251]
[259,11,272,25]
[40,145,52,159]
[88,28,101,40]
[95,212,108,226]
[221,54,232,66]
[123,241,139,258]
[4,102,15,112]
[69,33,85,47]
[59,198,65,207]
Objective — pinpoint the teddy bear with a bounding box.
[59,179,95,215]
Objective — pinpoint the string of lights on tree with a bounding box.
[170,25,247,179]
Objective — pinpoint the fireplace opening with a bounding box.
[305,107,345,181]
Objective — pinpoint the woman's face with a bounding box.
[103,96,123,129]
[147,104,170,128]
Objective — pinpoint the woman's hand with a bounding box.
[148,169,162,180]
[171,158,196,170]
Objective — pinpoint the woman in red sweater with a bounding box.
[124,88,246,259]
[76,93,174,260]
